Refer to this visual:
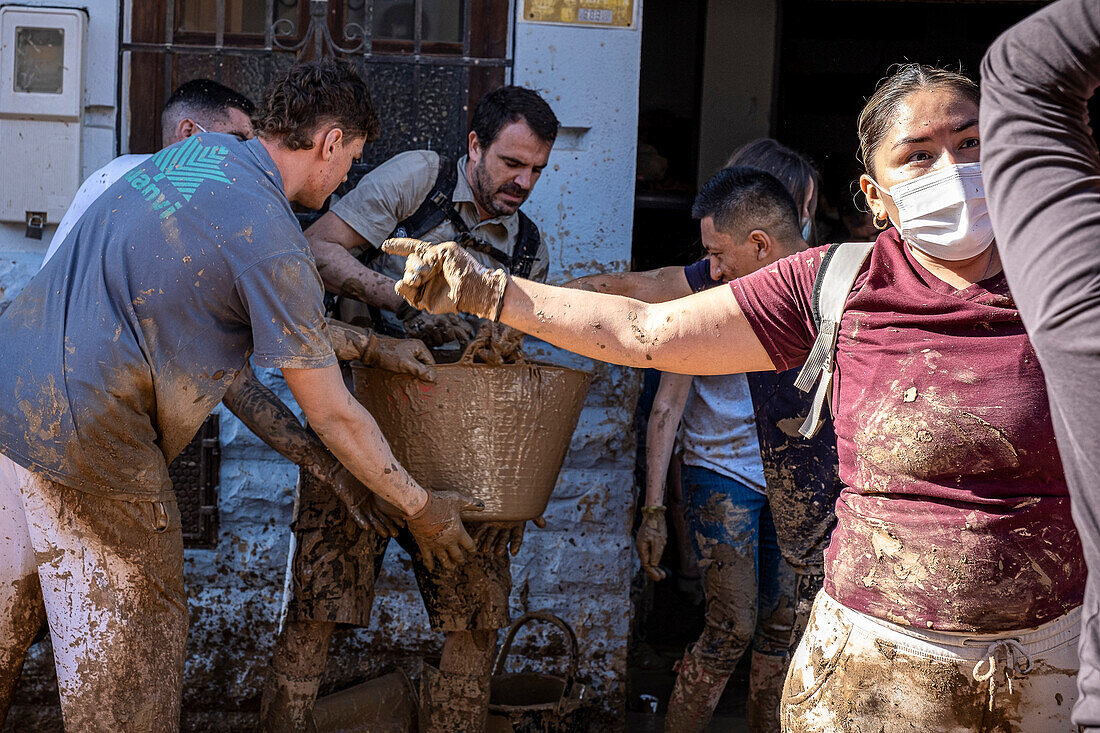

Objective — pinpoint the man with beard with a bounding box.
[265,85,558,730]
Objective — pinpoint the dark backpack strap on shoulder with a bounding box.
[509,212,541,278]
[391,154,460,241]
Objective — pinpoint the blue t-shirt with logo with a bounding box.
[0,134,336,500]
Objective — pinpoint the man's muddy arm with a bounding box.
[281,363,428,515]
[645,372,692,507]
[221,362,332,478]
[563,265,691,304]
[307,212,404,310]
[501,278,775,376]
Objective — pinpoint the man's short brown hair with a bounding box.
[253,58,380,150]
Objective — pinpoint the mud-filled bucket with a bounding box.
[487,612,587,733]
[351,361,592,521]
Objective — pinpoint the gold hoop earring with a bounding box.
[873,215,889,230]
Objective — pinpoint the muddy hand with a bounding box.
[327,465,402,538]
[636,506,668,581]
[463,322,526,365]
[403,310,475,348]
[405,489,484,571]
[364,333,436,381]
[473,516,545,557]
[381,238,509,321]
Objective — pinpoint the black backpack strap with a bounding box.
[509,212,541,279]
[390,154,460,241]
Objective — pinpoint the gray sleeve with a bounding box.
[234,252,337,370]
[980,0,1100,334]
[329,150,439,249]
[981,4,1100,729]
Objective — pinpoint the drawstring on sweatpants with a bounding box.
[971,638,1033,711]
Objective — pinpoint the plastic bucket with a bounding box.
[351,362,592,521]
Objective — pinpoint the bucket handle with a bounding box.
[493,611,579,712]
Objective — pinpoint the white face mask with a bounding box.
[800,218,813,241]
[873,161,994,261]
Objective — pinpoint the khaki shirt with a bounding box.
[330,150,550,286]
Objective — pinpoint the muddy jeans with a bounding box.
[782,590,1080,733]
[0,453,188,732]
[682,464,796,669]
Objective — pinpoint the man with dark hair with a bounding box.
[260,85,558,731]
[161,78,255,145]
[0,58,477,732]
[567,166,808,732]
[44,78,255,268]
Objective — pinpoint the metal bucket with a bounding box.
[351,362,592,521]
[488,612,587,733]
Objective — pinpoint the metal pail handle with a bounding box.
[493,611,580,714]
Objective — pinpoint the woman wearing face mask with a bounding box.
[382,64,1085,732]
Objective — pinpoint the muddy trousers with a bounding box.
[0,454,188,732]
[782,590,1080,733]
[669,465,796,733]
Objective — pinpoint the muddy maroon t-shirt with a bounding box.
[731,228,1084,631]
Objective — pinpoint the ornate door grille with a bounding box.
[125,0,511,177]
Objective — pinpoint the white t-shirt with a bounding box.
[679,372,768,494]
[42,154,151,268]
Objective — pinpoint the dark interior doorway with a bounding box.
[630,0,708,272]
[774,0,1044,243]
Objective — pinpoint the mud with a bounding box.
[782,594,1079,733]
[665,650,732,733]
[351,361,591,521]
[0,573,46,726]
[260,619,336,732]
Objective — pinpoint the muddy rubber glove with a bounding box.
[405,490,484,571]
[400,306,475,348]
[461,322,526,366]
[361,333,436,382]
[323,463,403,539]
[473,516,546,557]
[381,238,509,321]
[636,505,668,581]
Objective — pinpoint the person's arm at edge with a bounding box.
[981,0,1100,332]
[307,211,406,310]
[222,361,332,478]
[562,265,692,303]
[645,372,692,507]
[500,277,775,376]
[281,363,428,515]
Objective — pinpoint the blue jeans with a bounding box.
[681,464,794,669]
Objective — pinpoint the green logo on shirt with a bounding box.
[123,136,232,220]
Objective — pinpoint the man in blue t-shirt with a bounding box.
[0,59,479,731]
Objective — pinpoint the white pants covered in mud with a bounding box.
[782,590,1080,733]
[0,454,188,731]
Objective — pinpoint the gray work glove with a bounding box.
[360,333,436,382]
[473,516,547,557]
[323,463,403,539]
[381,238,509,321]
[635,505,668,581]
[461,322,526,366]
[401,307,475,348]
[405,490,484,571]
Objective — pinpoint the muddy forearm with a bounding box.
[645,372,691,506]
[283,365,428,515]
[326,319,375,362]
[311,236,404,311]
[222,366,332,476]
[562,266,690,304]
[498,277,775,376]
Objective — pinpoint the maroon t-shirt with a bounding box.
[731,228,1085,631]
